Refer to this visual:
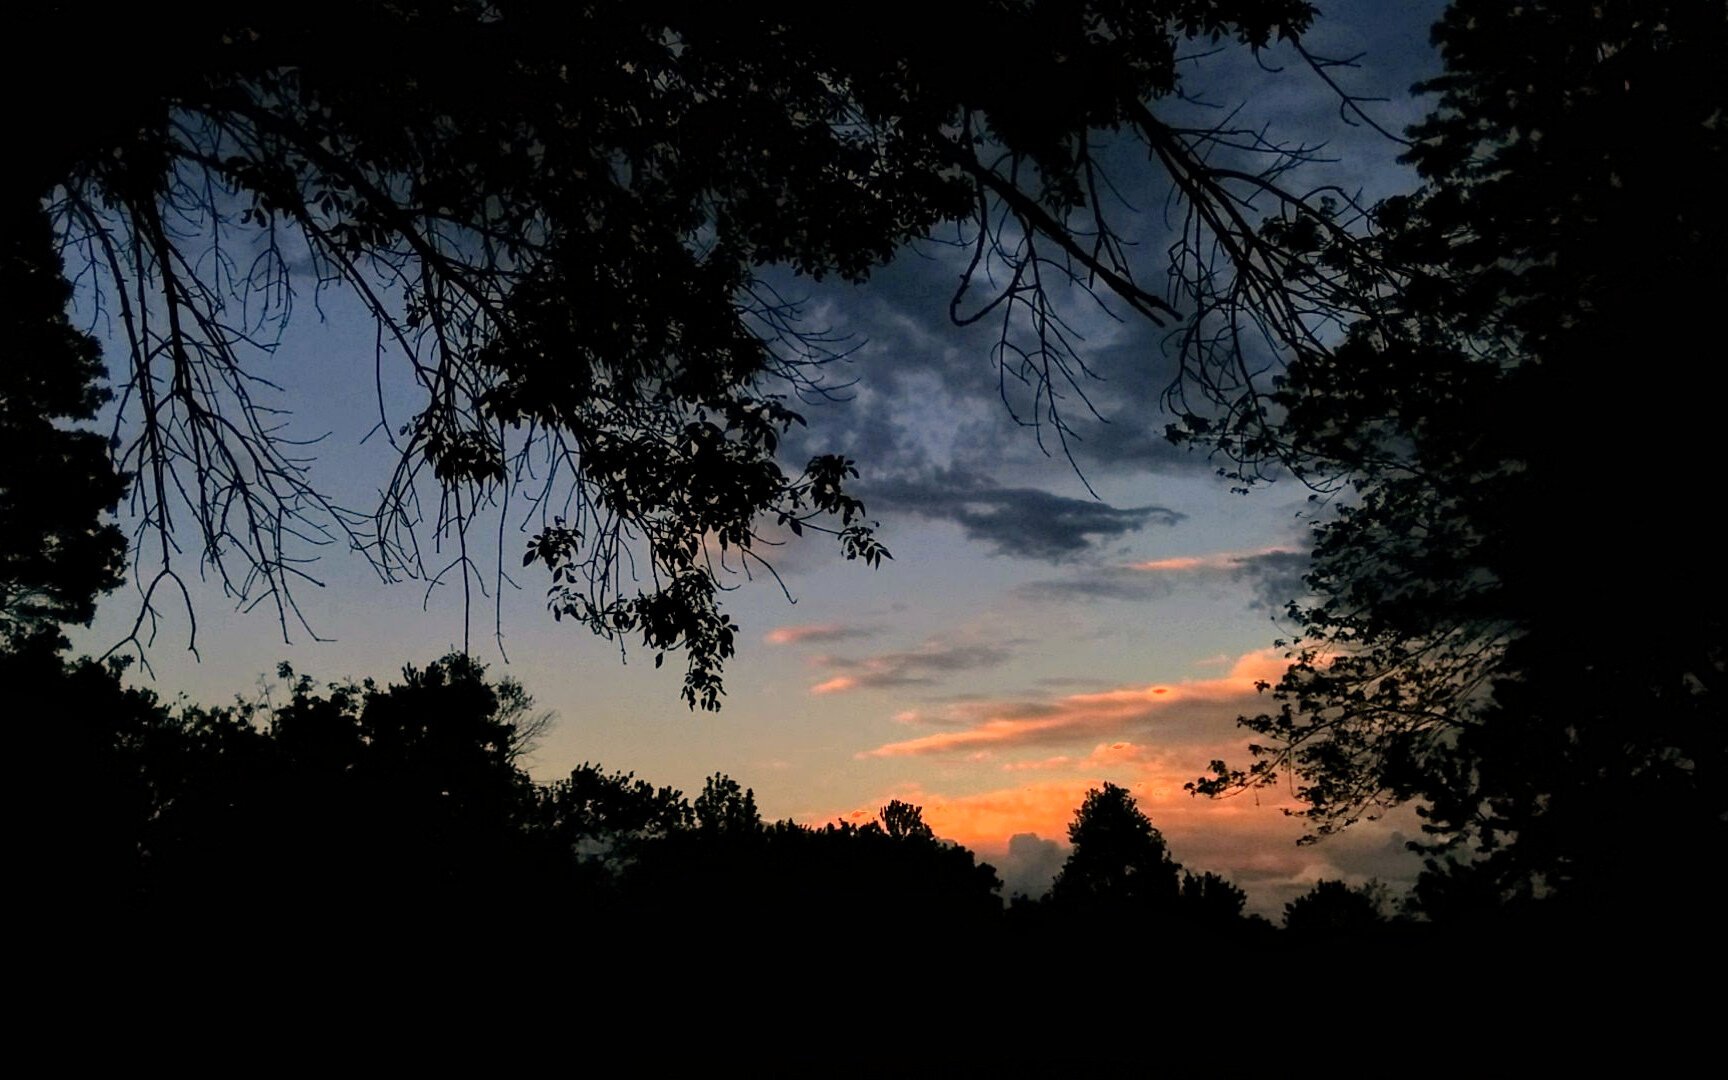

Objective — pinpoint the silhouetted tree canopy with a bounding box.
[1190,0,1728,922]
[0,205,126,649]
[1282,878,1389,937]
[1050,783,1180,913]
[16,0,1346,706]
[1179,869,1248,925]
[40,650,562,927]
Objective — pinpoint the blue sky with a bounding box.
[69,1,1448,913]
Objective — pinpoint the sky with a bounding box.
[70,1,1449,916]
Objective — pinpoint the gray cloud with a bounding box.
[766,250,1218,495]
[812,639,1016,693]
[864,468,1183,562]
[1013,547,1309,607]
[1231,548,1310,611]
[996,833,1066,902]
[1016,568,1175,604]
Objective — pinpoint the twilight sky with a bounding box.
[71,1,1448,915]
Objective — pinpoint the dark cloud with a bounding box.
[864,468,1183,562]
[1015,568,1174,604]
[1013,547,1309,606]
[765,251,1218,493]
[812,639,1015,693]
[1231,548,1310,611]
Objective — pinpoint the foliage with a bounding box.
[20,0,1347,705]
[1050,783,1180,912]
[34,650,552,917]
[1190,0,1728,917]
[1281,879,1389,937]
[693,772,762,836]
[0,205,127,649]
[534,762,694,869]
[1179,869,1248,924]
[879,798,936,842]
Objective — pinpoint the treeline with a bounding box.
[24,638,1421,961]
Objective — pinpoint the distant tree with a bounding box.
[1282,879,1390,938]
[693,773,762,837]
[18,1,1352,705]
[1050,783,1180,912]
[535,763,693,868]
[1179,870,1248,924]
[879,798,936,843]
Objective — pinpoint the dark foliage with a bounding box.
[1050,782,1181,914]
[0,204,126,649]
[36,652,553,930]
[1190,0,1728,924]
[1179,869,1249,925]
[1282,878,1389,937]
[17,0,1335,705]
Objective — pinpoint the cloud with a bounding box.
[1014,547,1308,606]
[997,833,1065,900]
[1232,549,1310,611]
[764,623,877,646]
[1002,755,1075,772]
[858,649,1289,757]
[900,780,1102,848]
[809,639,1016,694]
[1014,568,1173,604]
[1131,546,1303,575]
[864,468,1183,562]
[1002,741,1170,773]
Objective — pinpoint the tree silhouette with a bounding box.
[32,652,556,931]
[879,798,936,842]
[1049,783,1180,913]
[1189,0,1728,923]
[1179,870,1248,925]
[693,772,763,837]
[0,205,126,650]
[15,1,1369,704]
[535,763,693,870]
[1282,879,1389,938]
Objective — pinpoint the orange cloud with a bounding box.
[859,649,1290,758]
[1002,755,1074,772]
[1130,546,1300,573]
[900,780,1101,849]
[765,623,870,645]
[1132,555,1212,572]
